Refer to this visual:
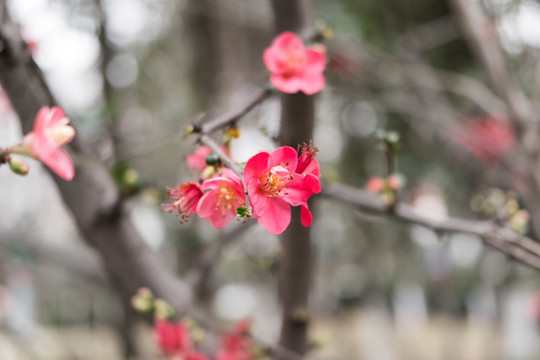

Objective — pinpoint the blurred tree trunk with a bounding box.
[271,0,316,356]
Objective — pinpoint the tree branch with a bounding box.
[322,182,540,270]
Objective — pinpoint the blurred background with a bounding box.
[1,0,540,359]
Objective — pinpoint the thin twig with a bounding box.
[197,86,274,135]
[321,182,540,270]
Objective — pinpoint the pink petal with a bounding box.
[298,73,325,95]
[281,173,312,206]
[248,187,272,217]
[304,48,326,74]
[269,146,298,171]
[269,74,304,94]
[202,176,233,191]
[304,173,321,193]
[196,190,220,219]
[243,152,270,186]
[257,198,291,235]
[302,157,320,178]
[48,106,66,127]
[39,144,75,180]
[300,204,313,227]
[263,47,284,74]
[33,107,50,133]
[273,31,304,51]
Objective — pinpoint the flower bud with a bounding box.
[8,157,30,176]
[201,165,216,180]
[154,299,175,320]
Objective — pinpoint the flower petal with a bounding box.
[304,173,321,193]
[39,144,75,180]
[281,173,312,206]
[300,203,313,227]
[269,74,303,94]
[269,146,298,171]
[257,198,291,235]
[243,152,270,186]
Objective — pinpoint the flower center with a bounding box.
[215,184,240,215]
[282,45,307,74]
[259,165,292,197]
[46,120,75,146]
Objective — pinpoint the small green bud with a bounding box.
[154,299,175,320]
[8,157,29,176]
[236,206,249,218]
[201,165,216,180]
[205,153,220,166]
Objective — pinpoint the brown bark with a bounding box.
[271,0,316,356]
[0,10,193,314]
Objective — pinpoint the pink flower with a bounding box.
[215,321,253,360]
[263,32,326,95]
[162,182,204,223]
[154,320,192,356]
[455,116,515,163]
[187,146,213,172]
[197,168,245,229]
[20,106,75,180]
[387,175,402,190]
[243,146,315,235]
[366,177,384,193]
[295,143,321,227]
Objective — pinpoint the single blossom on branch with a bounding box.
[1,106,75,180]
[243,145,321,235]
[263,31,326,95]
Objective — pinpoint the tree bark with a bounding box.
[271,0,316,356]
[0,10,193,314]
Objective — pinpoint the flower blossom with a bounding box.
[155,319,192,356]
[243,146,320,235]
[17,106,75,180]
[162,182,204,223]
[455,116,515,163]
[197,168,245,229]
[215,321,253,360]
[263,32,326,95]
[187,146,213,172]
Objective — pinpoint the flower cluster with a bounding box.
[162,143,321,235]
[133,288,255,360]
[1,106,75,180]
[263,32,326,95]
[454,115,515,163]
[365,174,403,205]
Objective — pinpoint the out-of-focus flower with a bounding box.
[455,116,515,163]
[14,106,75,180]
[243,146,315,234]
[366,177,384,193]
[387,174,402,190]
[187,146,213,172]
[197,168,245,229]
[162,182,204,223]
[263,32,326,95]
[154,320,192,357]
[215,320,253,360]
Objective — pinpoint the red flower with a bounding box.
[263,32,326,95]
[162,182,204,223]
[243,146,316,235]
[215,321,253,360]
[197,168,245,229]
[154,320,192,356]
[366,177,384,193]
[455,116,515,162]
[18,106,75,180]
[187,146,213,172]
